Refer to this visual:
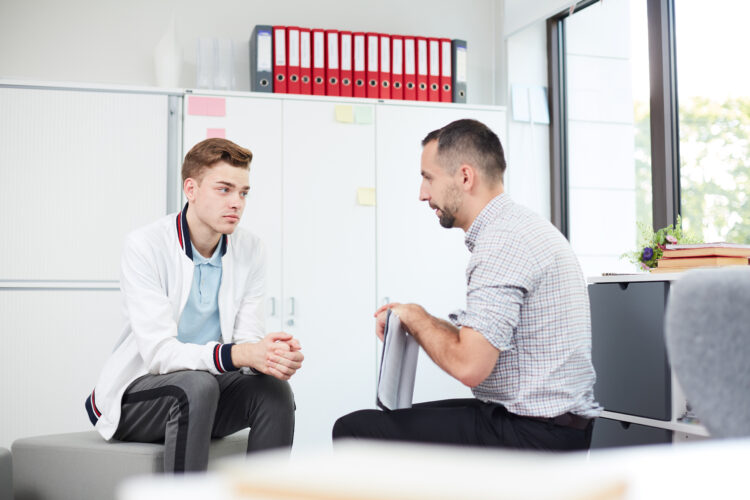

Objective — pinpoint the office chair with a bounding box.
[664,267,750,438]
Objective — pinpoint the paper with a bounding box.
[511,85,530,122]
[376,310,419,411]
[187,96,226,117]
[512,85,550,124]
[354,106,373,124]
[357,187,376,206]
[335,105,354,123]
[206,128,226,139]
[529,86,550,124]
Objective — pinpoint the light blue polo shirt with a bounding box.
[177,240,223,345]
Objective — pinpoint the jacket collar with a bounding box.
[175,202,228,261]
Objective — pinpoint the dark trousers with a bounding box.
[114,370,295,472]
[333,399,593,451]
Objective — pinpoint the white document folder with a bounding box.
[376,310,419,411]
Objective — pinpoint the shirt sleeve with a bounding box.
[449,232,537,352]
[232,239,267,345]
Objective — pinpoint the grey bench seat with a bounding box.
[12,430,248,500]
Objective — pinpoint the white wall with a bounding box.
[505,21,550,219]
[504,0,570,37]
[0,0,501,105]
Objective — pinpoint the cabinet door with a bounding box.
[282,100,377,451]
[0,289,121,450]
[183,96,284,332]
[0,87,168,281]
[589,281,671,420]
[375,105,507,403]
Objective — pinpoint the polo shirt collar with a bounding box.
[175,202,227,261]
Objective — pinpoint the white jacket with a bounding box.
[85,207,266,440]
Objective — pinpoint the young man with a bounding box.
[333,119,601,451]
[86,138,304,471]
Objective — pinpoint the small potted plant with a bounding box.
[623,215,700,271]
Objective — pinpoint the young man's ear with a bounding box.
[183,178,197,202]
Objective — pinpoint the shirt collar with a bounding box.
[175,202,227,261]
[191,237,223,267]
[464,193,511,252]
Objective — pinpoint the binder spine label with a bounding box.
[368,35,378,72]
[429,40,440,76]
[275,29,286,65]
[327,32,339,69]
[392,39,403,75]
[441,41,451,77]
[341,35,352,71]
[354,36,365,71]
[289,30,300,66]
[300,31,311,68]
[380,37,390,73]
[258,32,272,71]
[417,39,427,75]
[456,47,467,82]
[313,31,325,68]
[405,39,415,74]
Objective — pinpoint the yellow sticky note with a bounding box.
[357,187,376,206]
[335,105,354,123]
[354,105,374,124]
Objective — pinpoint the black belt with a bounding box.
[525,412,592,430]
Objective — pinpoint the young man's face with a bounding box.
[419,140,463,229]
[185,161,250,235]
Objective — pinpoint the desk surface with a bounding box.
[588,273,684,284]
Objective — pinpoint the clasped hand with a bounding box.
[232,332,304,381]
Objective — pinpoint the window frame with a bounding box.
[547,0,681,237]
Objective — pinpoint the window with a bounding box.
[675,0,750,243]
[553,0,652,275]
[550,0,750,276]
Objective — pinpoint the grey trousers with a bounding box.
[113,370,295,472]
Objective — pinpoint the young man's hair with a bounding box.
[422,119,506,184]
[181,138,253,183]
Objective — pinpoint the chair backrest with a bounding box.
[664,267,750,438]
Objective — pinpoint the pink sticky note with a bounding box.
[206,128,226,139]
[187,96,226,117]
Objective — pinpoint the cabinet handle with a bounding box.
[269,297,276,317]
[381,296,390,307]
[288,297,296,316]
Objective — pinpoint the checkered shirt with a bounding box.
[449,194,601,418]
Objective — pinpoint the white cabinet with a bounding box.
[183,94,507,451]
[375,104,507,403]
[183,96,284,332]
[0,84,171,450]
[282,100,377,451]
[184,96,377,451]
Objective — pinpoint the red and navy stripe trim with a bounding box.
[213,343,238,373]
[84,389,102,426]
[175,203,228,261]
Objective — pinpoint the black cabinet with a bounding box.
[589,281,672,421]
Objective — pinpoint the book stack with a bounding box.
[652,243,750,273]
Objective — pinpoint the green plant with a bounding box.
[622,215,701,270]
